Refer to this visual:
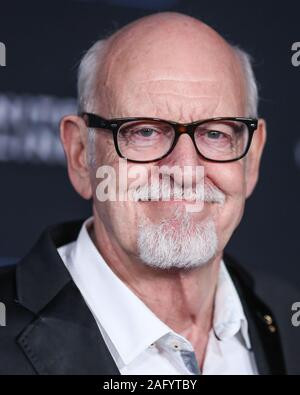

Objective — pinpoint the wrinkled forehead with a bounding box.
[96,21,246,120]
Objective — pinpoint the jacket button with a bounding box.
[263,315,276,332]
[264,314,273,325]
[268,325,277,333]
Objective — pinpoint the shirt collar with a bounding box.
[66,217,251,366]
[213,261,252,350]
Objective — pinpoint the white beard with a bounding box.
[137,206,218,270]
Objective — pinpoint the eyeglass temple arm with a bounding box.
[81,112,109,128]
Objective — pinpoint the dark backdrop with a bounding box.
[0,0,299,289]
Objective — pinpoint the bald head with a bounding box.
[78,12,257,121]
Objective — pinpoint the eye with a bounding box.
[206,130,225,139]
[136,128,157,137]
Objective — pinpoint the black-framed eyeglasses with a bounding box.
[81,112,258,163]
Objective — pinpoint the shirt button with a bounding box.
[172,342,181,350]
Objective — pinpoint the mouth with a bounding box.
[136,196,219,204]
[137,197,204,203]
[137,191,203,202]
[132,183,226,205]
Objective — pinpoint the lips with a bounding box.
[138,197,200,202]
[137,191,203,202]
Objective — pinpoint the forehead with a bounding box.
[99,79,245,123]
[96,24,246,121]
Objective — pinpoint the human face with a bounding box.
[78,14,266,265]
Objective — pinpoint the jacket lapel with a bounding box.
[225,254,286,375]
[17,281,120,375]
[16,220,120,375]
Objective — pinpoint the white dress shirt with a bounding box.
[57,217,258,375]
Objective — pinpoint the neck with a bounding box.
[90,214,222,368]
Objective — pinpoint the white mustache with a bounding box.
[131,180,225,204]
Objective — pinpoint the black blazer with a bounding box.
[0,220,298,375]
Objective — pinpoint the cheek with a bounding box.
[93,194,144,255]
[91,155,151,253]
[206,161,247,199]
[206,161,247,238]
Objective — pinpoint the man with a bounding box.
[0,12,298,375]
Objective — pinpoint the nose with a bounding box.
[158,133,206,188]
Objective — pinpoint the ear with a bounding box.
[60,115,92,200]
[245,118,267,198]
